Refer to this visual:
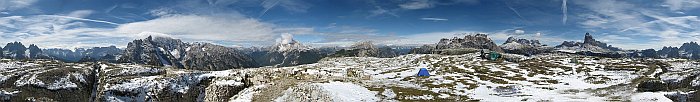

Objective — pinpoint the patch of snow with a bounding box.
[404,95,433,100]
[315,82,379,102]
[382,89,396,99]
[171,49,181,59]
[108,65,163,77]
[630,92,673,102]
[46,77,78,90]
[500,42,523,50]
[0,90,19,101]
[229,85,266,102]
[214,80,244,86]
[14,74,45,87]
[438,94,450,99]
[72,73,87,83]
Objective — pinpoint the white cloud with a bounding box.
[598,34,632,42]
[39,15,119,25]
[368,5,399,18]
[514,29,525,34]
[260,0,310,15]
[66,10,94,18]
[0,14,129,49]
[488,28,571,45]
[664,0,700,11]
[383,30,472,45]
[398,0,478,10]
[561,0,568,24]
[420,17,448,21]
[115,14,279,41]
[262,0,310,13]
[306,25,399,47]
[574,0,700,49]
[148,8,177,17]
[274,27,315,35]
[277,33,294,44]
[0,13,317,48]
[134,31,173,39]
[399,0,433,10]
[0,0,36,12]
[0,9,320,49]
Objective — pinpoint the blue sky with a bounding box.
[0,0,699,50]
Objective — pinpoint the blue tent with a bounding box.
[417,68,430,76]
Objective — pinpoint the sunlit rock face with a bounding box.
[436,34,503,53]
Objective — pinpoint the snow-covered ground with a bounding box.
[97,63,246,102]
[630,92,673,102]
[0,59,95,101]
[0,52,693,101]
[231,53,676,101]
[314,82,379,102]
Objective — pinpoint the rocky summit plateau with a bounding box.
[1,0,700,102]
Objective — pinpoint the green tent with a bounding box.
[489,51,500,61]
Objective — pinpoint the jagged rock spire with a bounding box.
[583,32,594,44]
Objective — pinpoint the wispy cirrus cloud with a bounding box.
[115,14,277,41]
[420,17,448,21]
[0,0,36,12]
[398,0,478,10]
[0,9,131,48]
[259,0,310,17]
[573,0,700,49]
[368,5,399,18]
[663,0,700,11]
[561,0,567,24]
[399,0,433,10]
[0,0,321,48]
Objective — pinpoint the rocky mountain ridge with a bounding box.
[118,36,257,71]
[243,34,331,67]
[629,42,700,59]
[500,37,552,56]
[329,41,399,58]
[555,33,623,52]
[436,34,504,52]
[410,34,504,55]
[43,46,122,62]
[0,42,49,59]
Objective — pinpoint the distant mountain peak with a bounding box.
[435,33,503,52]
[500,37,551,56]
[274,33,310,52]
[556,32,621,52]
[351,41,376,50]
[503,37,543,47]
